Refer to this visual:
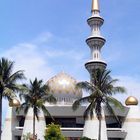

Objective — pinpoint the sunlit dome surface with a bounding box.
[47,72,82,103]
[125,96,138,106]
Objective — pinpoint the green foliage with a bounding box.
[18,78,56,138]
[73,69,126,119]
[22,132,38,140]
[22,132,33,140]
[0,57,25,100]
[44,123,66,140]
[80,137,92,140]
[73,69,126,140]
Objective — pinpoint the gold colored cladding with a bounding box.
[125,96,138,106]
[85,116,105,120]
[25,116,44,121]
[125,118,140,122]
[5,117,16,121]
[9,98,20,107]
[92,0,99,12]
[47,72,82,96]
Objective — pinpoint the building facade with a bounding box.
[2,72,140,140]
[2,0,140,140]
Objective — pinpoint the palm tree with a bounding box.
[72,69,126,140]
[0,57,25,140]
[19,78,56,139]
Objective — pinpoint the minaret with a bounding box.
[82,1,108,139]
[85,0,107,78]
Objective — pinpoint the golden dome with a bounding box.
[125,96,138,106]
[47,72,82,99]
[9,98,20,107]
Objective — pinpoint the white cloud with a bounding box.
[2,32,54,81]
[32,32,53,45]
[1,31,87,82]
[1,31,87,124]
[2,31,140,126]
[45,49,85,61]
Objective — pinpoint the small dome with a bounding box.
[125,96,138,106]
[9,98,20,107]
[47,72,82,103]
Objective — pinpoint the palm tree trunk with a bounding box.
[33,108,35,139]
[0,93,2,140]
[98,118,101,140]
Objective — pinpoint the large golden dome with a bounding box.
[125,96,138,106]
[47,72,82,102]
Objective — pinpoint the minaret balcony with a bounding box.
[85,60,107,71]
[87,16,104,27]
[86,36,106,48]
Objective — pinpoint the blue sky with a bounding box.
[1,0,140,124]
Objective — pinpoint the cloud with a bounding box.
[1,31,87,82]
[1,31,88,123]
[2,31,140,126]
[2,32,54,81]
[32,32,53,45]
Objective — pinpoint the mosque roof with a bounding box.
[125,96,138,106]
[46,72,82,99]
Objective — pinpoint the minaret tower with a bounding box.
[85,0,107,77]
[83,2,108,139]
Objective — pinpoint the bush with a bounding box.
[80,137,92,140]
[22,132,38,140]
[22,132,35,140]
[44,123,66,140]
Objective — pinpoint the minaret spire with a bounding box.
[91,0,100,12]
[85,0,107,81]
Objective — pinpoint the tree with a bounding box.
[19,78,56,139]
[44,123,66,140]
[0,57,25,140]
[72,69,126,140]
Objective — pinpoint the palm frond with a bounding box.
[8,69,25,79]
[44,94,57,104]
[41,105,53,120]
[106,96,124,111]
[72,68,126,124]
[72,96,91,111]
[111,86,126,94]
[76,81,94,93]
[84,100,96,119]
[105,101,121,126]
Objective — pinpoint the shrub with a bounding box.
[44,123,66,140]
[80,137,92,140]
[22,132,37,140]
[22,133,33,140]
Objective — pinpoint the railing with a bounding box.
[15,126,125,132]
[15,127,83,131]
[15,126,23,130]
[107,128,126,132]
[107,128,127,139]
[46,127,83,131]
[15,126,126,138]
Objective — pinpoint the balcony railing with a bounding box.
[15,126,127,138]
[107,128,127,139]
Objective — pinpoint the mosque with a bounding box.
[2,0,140,140]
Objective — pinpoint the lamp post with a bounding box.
[0,98,20,140]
